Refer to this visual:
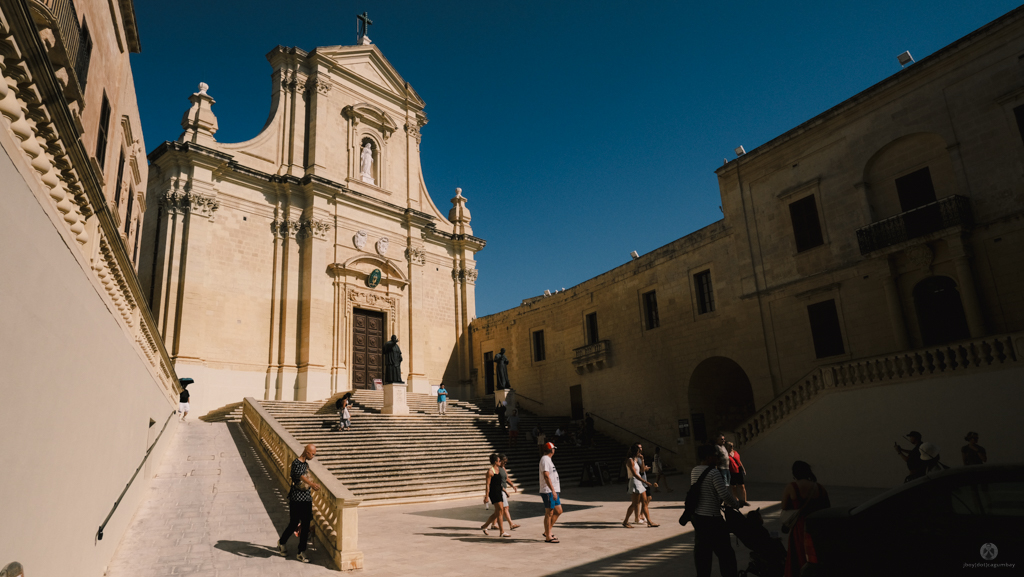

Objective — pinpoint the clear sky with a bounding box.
[131,1,1022,317]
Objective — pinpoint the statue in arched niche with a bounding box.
[360,141,375,184]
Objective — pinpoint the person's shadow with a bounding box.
[214,540,278,558]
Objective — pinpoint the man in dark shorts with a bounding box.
[178,382,190,422]
[275,444,321,562]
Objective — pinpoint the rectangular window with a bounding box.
[124,188,134,235]
[695,270,715,314]
[585,312,599,345]
[132,218,140,264]
[789,195,824,252]
[532,330,546,362]
[96,94,111,171]
[75,20,92,91]
[642,290,660,329]
[1014,105,1024,147]
[895,167,937,212]
[807,299,845,358]
[114,151,125,206]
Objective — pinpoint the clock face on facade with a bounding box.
[366,268,382,289]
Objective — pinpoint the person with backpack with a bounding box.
[685,444,739,577]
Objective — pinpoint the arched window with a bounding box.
[913,276,970,346]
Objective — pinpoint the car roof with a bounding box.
[850,464,1024,514]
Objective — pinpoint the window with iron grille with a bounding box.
[694,270,715,314]
[125,188,133,235]
[532,330,546,362]
[789,195,824,252]
[808,299,845,358]
[114,151,125,206]
[75,20,92,91]
[642,290,660,329]
[96,94,111,171]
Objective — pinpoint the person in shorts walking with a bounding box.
[437,384,448,416]
[540,442,562,543]
[275,444,321,563]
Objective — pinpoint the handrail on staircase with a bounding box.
[510,390,543,406]
[588,412,677,454]
[96,409,175,541]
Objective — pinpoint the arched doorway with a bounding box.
[913,276,970,346]
[688,357,756,444]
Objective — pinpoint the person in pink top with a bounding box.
[726,441,749,507]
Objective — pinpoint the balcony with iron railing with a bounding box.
[856,195,973,255]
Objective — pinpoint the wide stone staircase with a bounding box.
[256,390,631,505]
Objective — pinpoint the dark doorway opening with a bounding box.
[688,357,755,448]
[896,167,942,239]
[484,351,495,395]
[351,308,384,389]
[585,312,599,345]
[569,385,584,421]
[913,276,970,346]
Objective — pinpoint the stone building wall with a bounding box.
[471,6,1024,474]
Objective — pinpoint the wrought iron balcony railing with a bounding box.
[856,195,973,255]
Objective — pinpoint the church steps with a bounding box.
[256,398,629,504]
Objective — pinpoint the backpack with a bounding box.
[679,467,714,526]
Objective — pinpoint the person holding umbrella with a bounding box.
[178,378,194,422]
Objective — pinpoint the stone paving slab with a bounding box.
[106,421,886,576]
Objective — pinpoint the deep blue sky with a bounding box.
[131,1,1022,317]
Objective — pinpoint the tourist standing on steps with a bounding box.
[540,442,562,543]
[481,453,510,537]
[276,444,321,563]
[496,401,507,429]
[178,382,190,422]
[508,409,520,447]
[714,434,731,486]
[336,393,352,431]
[690,444,739,577]
[489,454,520,531]
[436,384,448,416]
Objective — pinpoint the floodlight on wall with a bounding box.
[735,145,746,156]
[897,51,915,67]
[630,250,640,260]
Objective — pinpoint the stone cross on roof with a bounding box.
[357,12,373,45]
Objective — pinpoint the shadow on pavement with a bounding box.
[214,539,278,558]
[546,532,698,576]
[407,501,595,522]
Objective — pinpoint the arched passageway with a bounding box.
[913,276,970,346]
[687,357,756,443]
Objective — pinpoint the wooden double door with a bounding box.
[352,308,384,389]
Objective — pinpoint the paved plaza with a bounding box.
[105,422,884,576]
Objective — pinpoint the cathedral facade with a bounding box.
[140,41,484,416]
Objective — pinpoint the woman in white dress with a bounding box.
[622,443,658,528]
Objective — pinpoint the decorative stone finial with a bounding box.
[449,187,472,235]
[197,82,209,95]
[179,82,218,145]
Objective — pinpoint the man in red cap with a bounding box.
[539,442,562,543]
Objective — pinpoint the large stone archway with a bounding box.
[688,357,756,443]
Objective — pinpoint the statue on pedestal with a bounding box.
[494,348,510,390]
[383,335,404,384]
[360,142,374,184]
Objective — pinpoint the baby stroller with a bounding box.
[725,507,787,577]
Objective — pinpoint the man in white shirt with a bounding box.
[539,442,562,543]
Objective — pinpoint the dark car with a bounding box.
[802,464,1024,576]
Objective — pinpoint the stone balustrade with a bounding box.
[242,398,363,570]
[572,339,611,374]
[0,0,177,398]
[735,332,1023,448]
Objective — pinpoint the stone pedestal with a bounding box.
[382,383,409,415]
[494,388,509,407]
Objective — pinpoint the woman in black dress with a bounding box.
[480,453,510,537]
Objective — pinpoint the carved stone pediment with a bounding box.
[343,103,398,139]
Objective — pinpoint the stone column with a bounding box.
[881,257,909,350]
[951,244,986,338]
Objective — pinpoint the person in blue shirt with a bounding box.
[437,384,448,416]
